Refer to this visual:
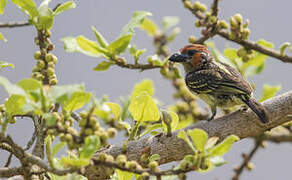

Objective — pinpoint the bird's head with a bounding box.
[168,44,213,72]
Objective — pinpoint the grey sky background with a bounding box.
[0,0,292,179]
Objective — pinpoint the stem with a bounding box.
[128,121,141,141]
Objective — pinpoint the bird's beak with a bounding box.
[168,53,189,63]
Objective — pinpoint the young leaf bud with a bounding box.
[218,20,229,29]
[234,13,243,24]
[229,17,238,29]
[242,28,250,40]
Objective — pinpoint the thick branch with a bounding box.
[94,91,292,167]
[0,167,23,178]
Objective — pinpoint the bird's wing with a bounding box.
[185,68,252,95]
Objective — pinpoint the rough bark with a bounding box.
[94,91,292,165]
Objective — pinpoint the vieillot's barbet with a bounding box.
[168,44,269,123]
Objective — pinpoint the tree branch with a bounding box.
[232,139,262,180]
[0,167,23,178]
[0,22,30,28]
[89,90,292,174]
[182,0,292,63]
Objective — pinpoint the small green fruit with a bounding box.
[34,51,42,60]
[107,128,117,138]
[37,60,45,69]
[148,161,158,171]
[49,78,58,85]
[184,0,193,9]
[47,67,55,76]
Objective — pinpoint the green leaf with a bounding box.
[52,142,65,156]
[48,84,84,104]
[36,0,54,30]
[149,154,160,162]
[209,135,239,157]
[93,61,113,71]
[107,34,131,55]
[177,130,196,153]
[162,16,179,30]
[139,123,162,138]
[63,91,91,112]
[17,78,42,91]
[129,45,146,62]
[91,26,108,48]
[0,76,26,96]
[130,79,154,100]
[259,84,281,102]
[147,55,163,66]
[166,27,181,42]
[80,135,100,159]
[0,32,7,42]
[223,48,241,68]
[116,169,133,180]
[62,37,102,57]
[104,102,121,119]
[0,0,7,14]
[53,1,76,16]
[187,129,208,152]
[140,18,158,36]
[44,113,57,126]
[209,156,227,167]
[224,48,238,60]
[5,94,27,115]
[128,92,159,122]
[257,39,274,48]
[11,0,38,18]
[162,110,179,132]
[205,137,219,150]
[121,11,152,36]
[61,156,89,167]
[0,61,14,69]
[207,42,236,68]
[76,36,106,56]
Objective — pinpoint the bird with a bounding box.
[168,44,269,123]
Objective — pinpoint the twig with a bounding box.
[115,60,162,70]
[262,133,292,143]
[0,22,30,28]
[92,159,195,177]
[232,140,262,180]
[4,153,13,167]
[182,0,292,63]
[24,127,37,151]
[71,112,81,122]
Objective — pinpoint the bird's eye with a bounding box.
[187,49,198,56]
[200,54,207,64]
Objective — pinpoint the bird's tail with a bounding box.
[242,96,269,123]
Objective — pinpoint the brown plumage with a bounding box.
[169,44,269,123]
